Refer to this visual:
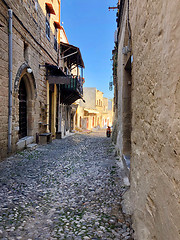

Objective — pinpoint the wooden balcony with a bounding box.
[60,76,83,105]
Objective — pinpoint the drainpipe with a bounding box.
[127,0,131,51]
[8,9,13,153]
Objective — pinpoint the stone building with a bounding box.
[0,0,84,159]
[112,0,180,239]
[75,87,113,130]
[59,27,85,138]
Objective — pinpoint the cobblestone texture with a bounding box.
[0,130,134,239]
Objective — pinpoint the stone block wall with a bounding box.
[0,3,9,159]
[128,0,180,239]
[0,0,59,159]
[115,1,132,157]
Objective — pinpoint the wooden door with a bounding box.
[19,79,27,139]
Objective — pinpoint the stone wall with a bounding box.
[128,0,180,239]
[114,0,132,157]
[0,3,9,159]
[0,0,59,159]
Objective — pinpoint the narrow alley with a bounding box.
[0,130,133,240]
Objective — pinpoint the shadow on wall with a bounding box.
[112,120,118,145]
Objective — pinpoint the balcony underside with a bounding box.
[60,88,82,105]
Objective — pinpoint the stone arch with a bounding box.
[14,63,37,98]
[14,63,37,139]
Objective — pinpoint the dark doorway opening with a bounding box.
[70,113,74,131]
[19,78,27,139]
[56,85,60,133]
[49,88,53,133]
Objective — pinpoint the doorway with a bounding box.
[15,64,36,144]
[122,21,132,157]
[18,77,27,139]
[49,89,53,133]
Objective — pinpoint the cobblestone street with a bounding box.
[0,130,134,240]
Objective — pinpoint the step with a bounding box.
[26,143,38,151]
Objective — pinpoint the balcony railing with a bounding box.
[64,76,83,95]
[60,76,84,105]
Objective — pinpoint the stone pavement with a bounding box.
[0,130,134,240]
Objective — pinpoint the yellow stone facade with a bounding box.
[75,88,113,130]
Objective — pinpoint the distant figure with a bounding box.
[106,126,111,138]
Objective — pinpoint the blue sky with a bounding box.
[61,0,117,99]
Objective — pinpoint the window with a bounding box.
[54,28,58,51]
[46,12,50,40]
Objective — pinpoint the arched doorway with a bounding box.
[15,64,36,140]
[18,77,27,139]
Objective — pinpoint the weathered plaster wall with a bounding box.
[80,87,96,109]
[129,0,180,239]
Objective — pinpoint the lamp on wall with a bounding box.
[27,68,32,74]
